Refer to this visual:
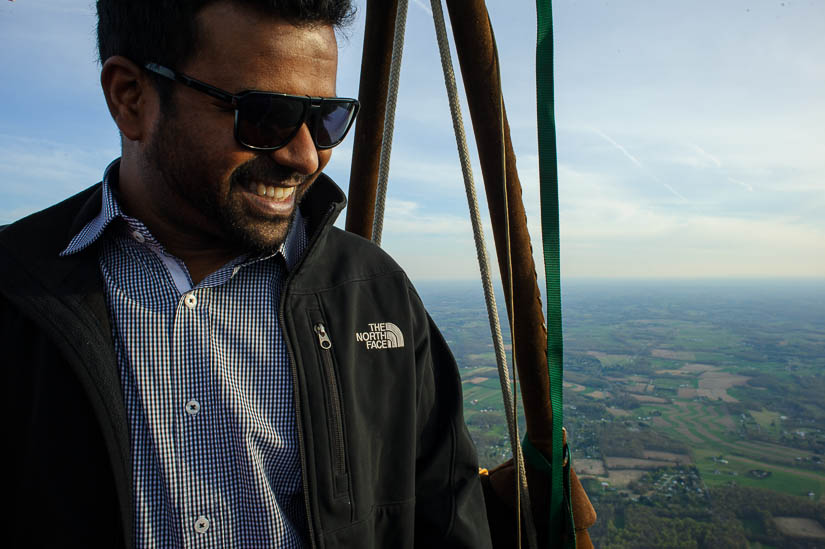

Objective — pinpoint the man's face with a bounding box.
[144,2,338,252]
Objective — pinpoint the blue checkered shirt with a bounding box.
[61,162,307,548]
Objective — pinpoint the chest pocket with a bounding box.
[306,308,353,514]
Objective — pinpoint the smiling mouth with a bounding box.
[247,182,296,201]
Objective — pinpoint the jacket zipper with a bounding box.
[279,199,345,549]
[314,322,347,478]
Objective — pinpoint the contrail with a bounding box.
[592,128,687,202]
[663,183,689,202]
[592,128,643,169]
[413,0,433,16]
[688,144,751,192]
[689,143,722,168]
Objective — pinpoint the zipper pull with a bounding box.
[314,322,332,350]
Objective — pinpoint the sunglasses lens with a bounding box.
[236,93,306,149]
[316,101,358,148]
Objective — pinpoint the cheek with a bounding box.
[191,147,242,191]
[187,124,254,192]
[184,109,247,163]
[219,152,256,178]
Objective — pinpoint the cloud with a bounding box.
[554,164,825,277]
[383,199,471,235]
[0,134,118,222]
[0,134,116,184]
[726,177,753,192]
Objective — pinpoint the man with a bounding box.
[0,1,491,547]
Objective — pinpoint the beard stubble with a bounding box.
[145,110,312,255]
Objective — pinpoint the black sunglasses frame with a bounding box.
[144,63,360,151]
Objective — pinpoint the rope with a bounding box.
[428,1,536,547]
[489,25,537,549]
[371,0,409,246]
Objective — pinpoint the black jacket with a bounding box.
[0,173,492,548]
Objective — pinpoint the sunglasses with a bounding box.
[144,63,360,151]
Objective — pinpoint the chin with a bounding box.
[225,213,296,254]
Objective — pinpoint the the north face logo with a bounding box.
[355,322,405,349]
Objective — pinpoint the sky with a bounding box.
[1,0,823,281]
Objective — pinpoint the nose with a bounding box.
[270,123,319,176]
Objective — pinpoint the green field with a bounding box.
[417,279,825,546]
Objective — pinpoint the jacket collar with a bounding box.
[300,171,348,238]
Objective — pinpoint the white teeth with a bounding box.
[250,183,296,200]
[274,186,295,200]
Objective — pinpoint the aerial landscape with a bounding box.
[417,278,825,548]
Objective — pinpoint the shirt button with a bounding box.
[194,516,210,533]
[185,399,201,416]
[184,293,198,309]
[131,230,145,243]
[231,266,241,277]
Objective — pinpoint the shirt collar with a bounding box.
[60,159,121,257]
[60,158,307,271]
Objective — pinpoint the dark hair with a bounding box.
[96,0,355,105]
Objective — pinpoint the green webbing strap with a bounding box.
[535,0,571,546]
[523,434,575,546]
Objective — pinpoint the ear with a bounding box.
[100,56,157,142]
